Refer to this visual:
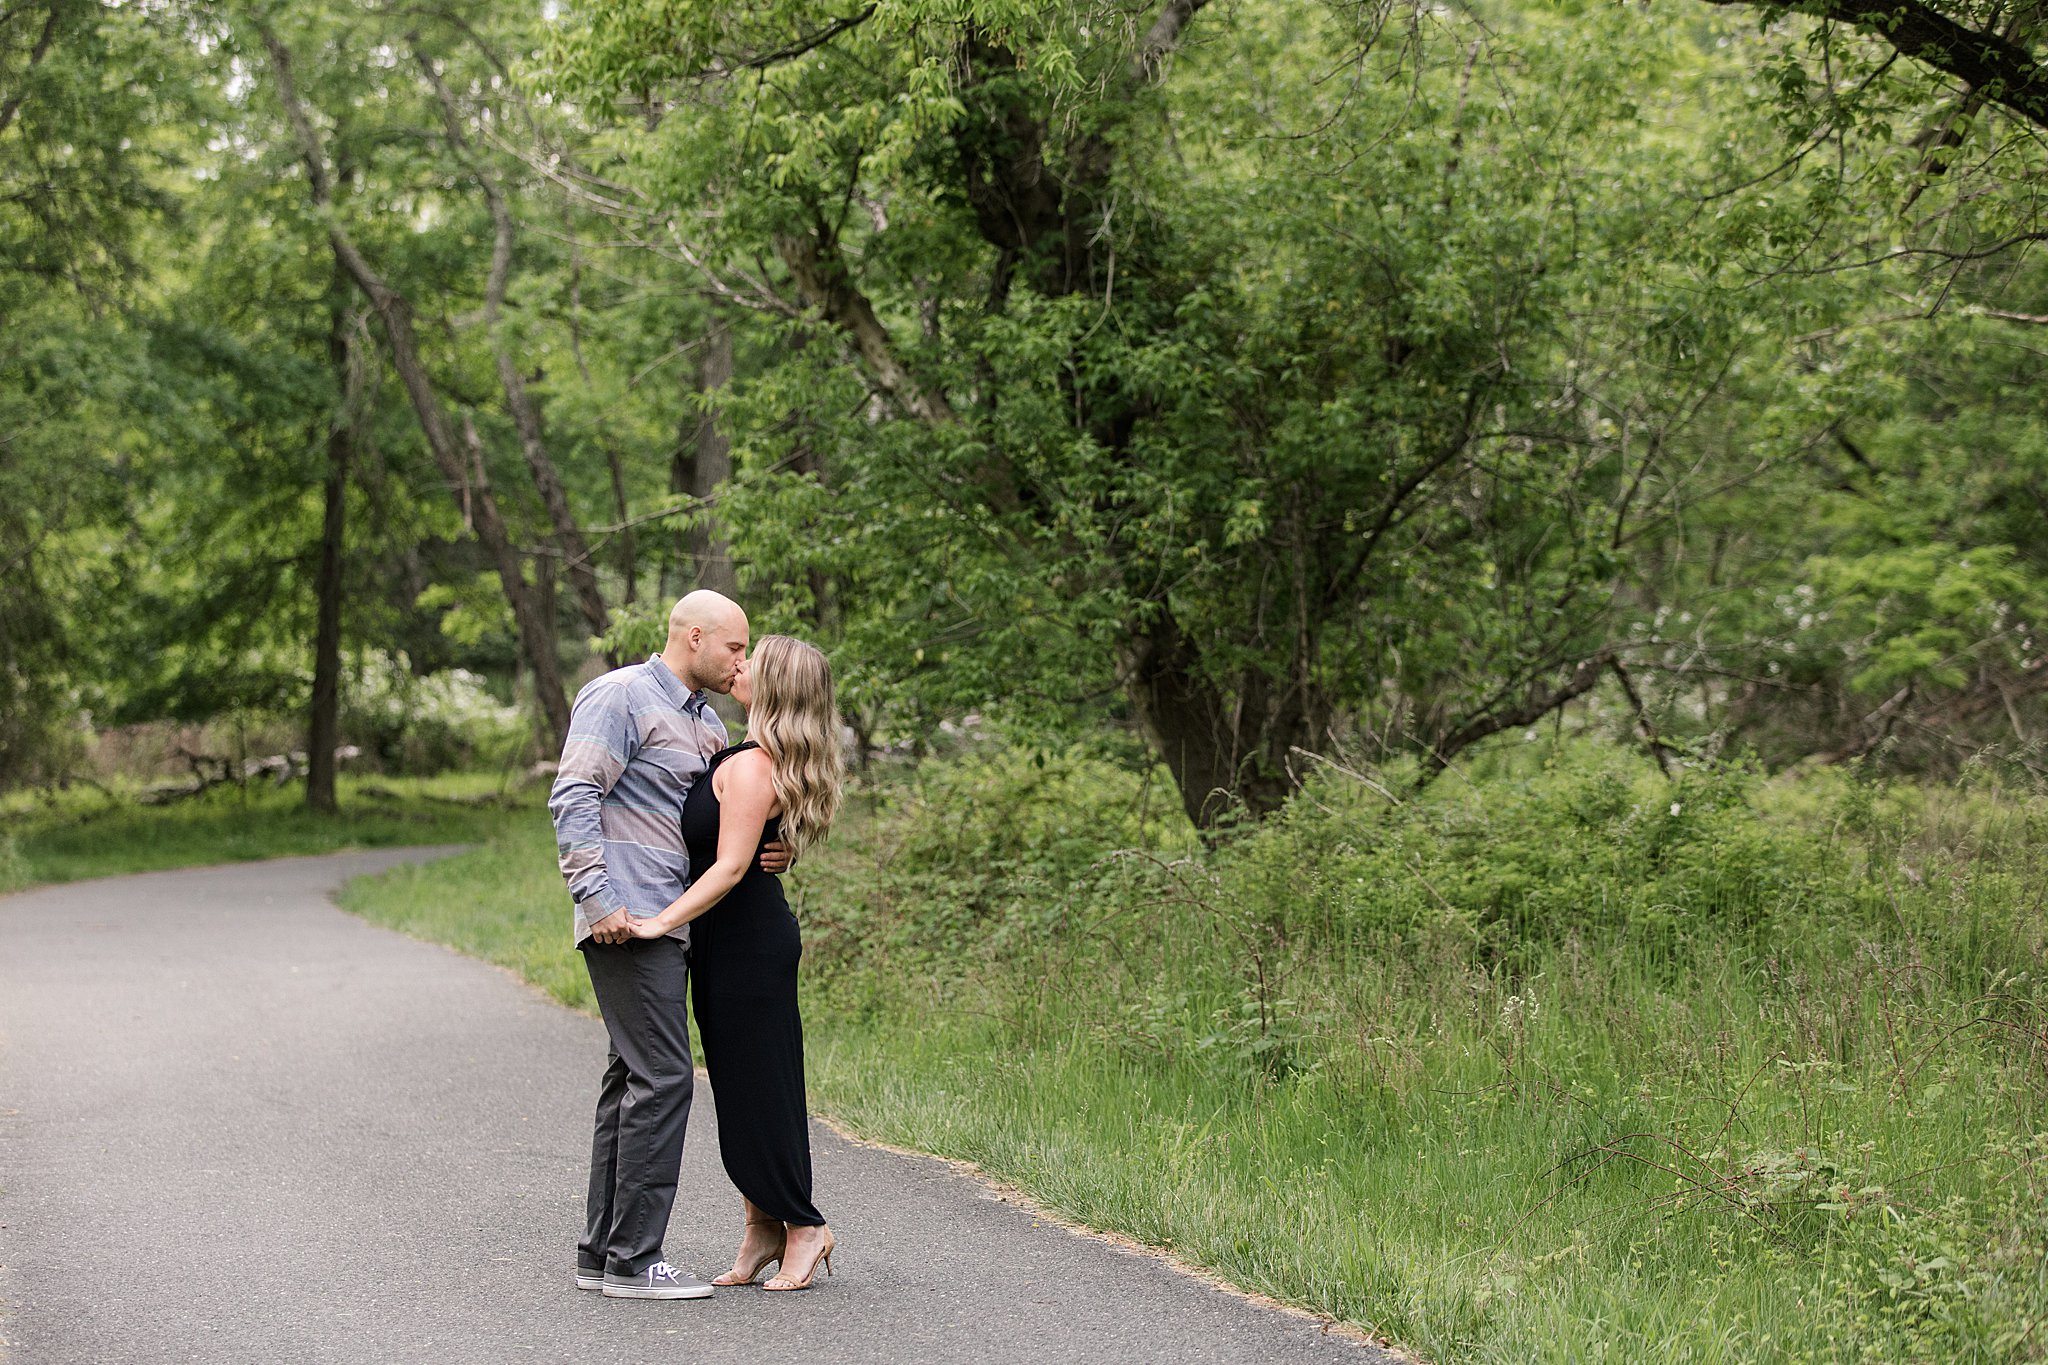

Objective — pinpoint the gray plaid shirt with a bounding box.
[547,655,729,946]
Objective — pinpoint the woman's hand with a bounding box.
[626,913,672,940]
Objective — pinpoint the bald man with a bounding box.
[547,590,791,1300]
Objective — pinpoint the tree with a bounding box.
[253,10,574,750]
[550,1,1767,822]
[0,0,187,784]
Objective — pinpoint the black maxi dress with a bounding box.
[684,740,825,1228]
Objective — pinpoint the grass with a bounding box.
[0,773,529,893]
[106,741,2048,1361]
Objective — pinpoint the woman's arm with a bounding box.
[628,749,778,938]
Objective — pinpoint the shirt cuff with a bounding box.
[579,884,626,919]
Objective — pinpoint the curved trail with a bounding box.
[0,851,1397,1364]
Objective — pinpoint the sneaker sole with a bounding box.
[575,1275,604,1291]
[601,1284,714,1300]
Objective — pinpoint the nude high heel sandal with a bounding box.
[762,1228,833,1292]
[711,1220,786,1287]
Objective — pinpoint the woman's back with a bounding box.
[682,741,783,880]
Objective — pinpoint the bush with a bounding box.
[796,744,1192,972]
[339,652,533,775]
[0,677,90,791]
[1220,745,1821,964]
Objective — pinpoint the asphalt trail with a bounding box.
[0,851,1397,1364]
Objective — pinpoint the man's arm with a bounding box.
[547,679,639,940]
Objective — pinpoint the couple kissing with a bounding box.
[547,589,841,1300]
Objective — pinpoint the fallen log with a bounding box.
[136,745,362,805]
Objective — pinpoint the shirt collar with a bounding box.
[645,654,707,714]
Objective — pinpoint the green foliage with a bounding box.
[13,0,2048,810]
[544,0,1840,816]
[1213,750,1810,963]
[338,652,532,775]
[0,1,199,783]
[800,744,1191,966]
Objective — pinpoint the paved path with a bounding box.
[0,852,1395,1364]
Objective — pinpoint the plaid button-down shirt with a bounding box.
[547,655,729,946]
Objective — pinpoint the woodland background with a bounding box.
[7,1,2048,1359]
[7,0,2048,811]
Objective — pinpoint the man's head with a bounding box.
[662,590,749,694]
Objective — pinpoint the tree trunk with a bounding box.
[567,241,636,607]
[497,342,610,640]
[412,44,610,643]
[673,315,737,596]
[460,414,570,747]
[262,25,571,751]
[306,271,356,813]
[790,440,840,635]
[1119,611,1306,827]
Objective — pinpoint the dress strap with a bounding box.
[708,739,761,773]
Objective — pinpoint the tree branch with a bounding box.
[1611,656,1678,777]
[1422,651,1614,780]
[0,0,63,141]
[720,5,876,75]
[1701,0,2048,130]
[773,217,956,426]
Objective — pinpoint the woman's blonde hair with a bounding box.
[747,635,843,863]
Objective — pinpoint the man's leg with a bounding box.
[580,936,695,1277]
[577,1040,629,1280]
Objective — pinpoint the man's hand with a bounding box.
[758,839,793,876]
[587,908,633,944]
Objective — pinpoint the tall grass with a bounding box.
[340,741,2048,1362]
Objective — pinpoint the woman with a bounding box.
[628,634,843,1291]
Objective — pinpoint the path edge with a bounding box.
[810,1114,1421,1364]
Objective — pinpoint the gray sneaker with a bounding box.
[601,1261,714,1300]
[575,1265,604,1292]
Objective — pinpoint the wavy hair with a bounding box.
[746,635,843,864]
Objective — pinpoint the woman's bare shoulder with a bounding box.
[714,744,778,807]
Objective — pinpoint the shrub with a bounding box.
[1218,745,1821,964]
[339,652,533,775]
[796,744,1191,972]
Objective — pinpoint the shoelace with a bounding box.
[647,1261,681,1283]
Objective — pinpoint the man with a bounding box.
[548,589,790,1300]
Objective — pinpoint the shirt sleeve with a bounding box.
[547,678,640,916]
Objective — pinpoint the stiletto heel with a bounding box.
[710,1219,786,1286]
[763,1228,834,1292]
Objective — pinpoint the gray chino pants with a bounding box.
[578,936,694,1277]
